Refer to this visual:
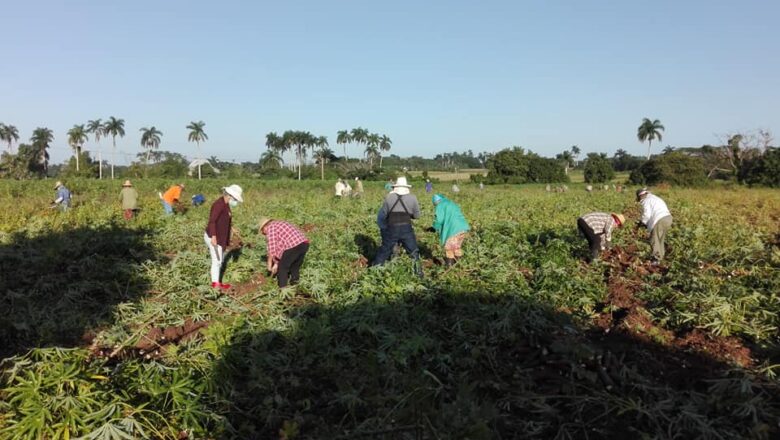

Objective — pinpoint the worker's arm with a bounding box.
[432,205,443,232]
[639,200,651,227]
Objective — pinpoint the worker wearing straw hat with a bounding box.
[372,176,423,277]
[259,217,309,288]
[52,181,71,212]
[204,184,244,290]
[119,180,139,220]
[577,211,626,263]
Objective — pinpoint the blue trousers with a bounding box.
[373,223,423,277]
[162,200,173,215]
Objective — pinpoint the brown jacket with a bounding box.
[205,197,232,247]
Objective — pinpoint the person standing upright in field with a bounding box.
[636,188,673,263]
[425,179,433,193]
[577,212,625,262]
[160,183,184,215]
[119,180,138,220]
[372,177,423,277]
[52,181,71,212]
[259,217,310,288]
[354,177,364,197]
[204,185,243,290]
[430,194,470,266]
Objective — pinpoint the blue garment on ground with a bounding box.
[192,194,206,206]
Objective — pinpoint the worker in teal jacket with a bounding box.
[430,194,470,266]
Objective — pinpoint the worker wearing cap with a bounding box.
[161,183,185,215]
[372,176,423,277]
[636,188,673,262]
[577,212,625,262]
[430,194,470,266]
[119,180,138,220]
[259,217,310,288]
[204,185,243,290]
[53,181,71,211]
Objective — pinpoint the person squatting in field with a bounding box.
[372,177,424,278]
[160,183,185,215]
[260,217,310,288]
[52,181,71,211]
[119,180,138,220]
[636,188,673,262]
[577,212,625,263]
[429,194,470,266]
[204,184,243,290]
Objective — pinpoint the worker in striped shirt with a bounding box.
[259,217,310,288]
[577,212,625,262]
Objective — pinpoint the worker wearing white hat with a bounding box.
[204,184,244,290]
[372,177,423,277]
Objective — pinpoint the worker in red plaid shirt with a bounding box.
[259,217,310,288]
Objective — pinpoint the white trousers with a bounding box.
[203,232,224,283]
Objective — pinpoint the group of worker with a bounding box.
[51,178,673,290]
[334,178,364,197]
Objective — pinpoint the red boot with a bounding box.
[219,282,232,290]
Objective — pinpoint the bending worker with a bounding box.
[430,194,470,266]
[371,177,423,277]
[259,217,310,288]
[636,188,673,263]
[161,183,185,215]
[577,212,625,262]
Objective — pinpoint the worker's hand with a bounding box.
[425,226,436,233]
[271,264,278,276]
[210,236,217,247]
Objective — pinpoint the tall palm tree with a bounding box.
[140,126,163,174]
[350,127,369,160]
[0,123,20,153]
[67,124,88,172]
[336,130,351,161]
[103,116,125,179]
[87,119,104,179]
[366,133,380,167]
[315,135,329,180]
[378,134,392,168]
[637,118,665,160]
[556,150,573,175]
[570,145,580,168]
[30,127,54,176]
[186,121,208,180]
[260,149,283,169]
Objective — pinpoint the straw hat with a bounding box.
[223,184,243,202]
[122,180,132,187]
[392,176,412,188]
[612,213,626,227]
[54,181,63,189]
[258,217,273,232]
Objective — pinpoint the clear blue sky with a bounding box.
[2,0,778,165]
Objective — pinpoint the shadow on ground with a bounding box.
[0,225,156,360]
[209,290,780,439]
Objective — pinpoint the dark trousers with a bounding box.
[373,223,422,276]
[278,242,309,287]
[577,218,601,262]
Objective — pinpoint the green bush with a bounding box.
[630,152,707,186]
[485,147,568,184]
[739,147,780,187]
[583,153,615,183]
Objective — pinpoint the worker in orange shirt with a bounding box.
[160,183,185,215]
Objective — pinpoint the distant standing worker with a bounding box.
[430,194,470,266]
[204,185,244,290]
[119,180,138,220]
[384,179,394,192]
[425,179,433,193]
[259,217,310,288]
[52,181,71,211]
[636,188,673,262]
[161,183,185,215]
[372,177,423,277]
[451,183,460,193]
[577,212,625,262]
[354,177,364,197]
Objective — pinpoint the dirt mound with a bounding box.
[90,318,209,361]
[230,273,268,297]
[302,223,316,233]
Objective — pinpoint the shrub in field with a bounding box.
[583,152,615,183]
[485,147,568,184]
[629,152,707,186]
[740,147,780,187]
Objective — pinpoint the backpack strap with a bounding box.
[385,194,410,220]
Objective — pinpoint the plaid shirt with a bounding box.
[265,221,308,260]
[580,212,616,242]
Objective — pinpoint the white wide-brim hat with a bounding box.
[392,176,412,188]
[224,184,244,203]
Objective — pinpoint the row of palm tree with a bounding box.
[335,128,392,168]
[265,130,331,180]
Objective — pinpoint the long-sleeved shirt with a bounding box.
[580,212,617,242]
[119,187,138,210]
[265,221,308,261]
[382,193,421,225]
[377,206,387,231]
[432,197,470,246]
[205,197,232,248]
[640,194,672,231]
[163,185,183,205]
[54,187,71,206]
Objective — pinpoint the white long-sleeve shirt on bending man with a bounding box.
[639,194,671,231]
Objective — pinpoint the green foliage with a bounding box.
[740,147,780,187]
[583,152,615,183]
[485,147,568,184]
[630,152,707,186]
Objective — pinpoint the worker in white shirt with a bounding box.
[636,188,673,262]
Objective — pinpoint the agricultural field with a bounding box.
[1,179,779,439]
